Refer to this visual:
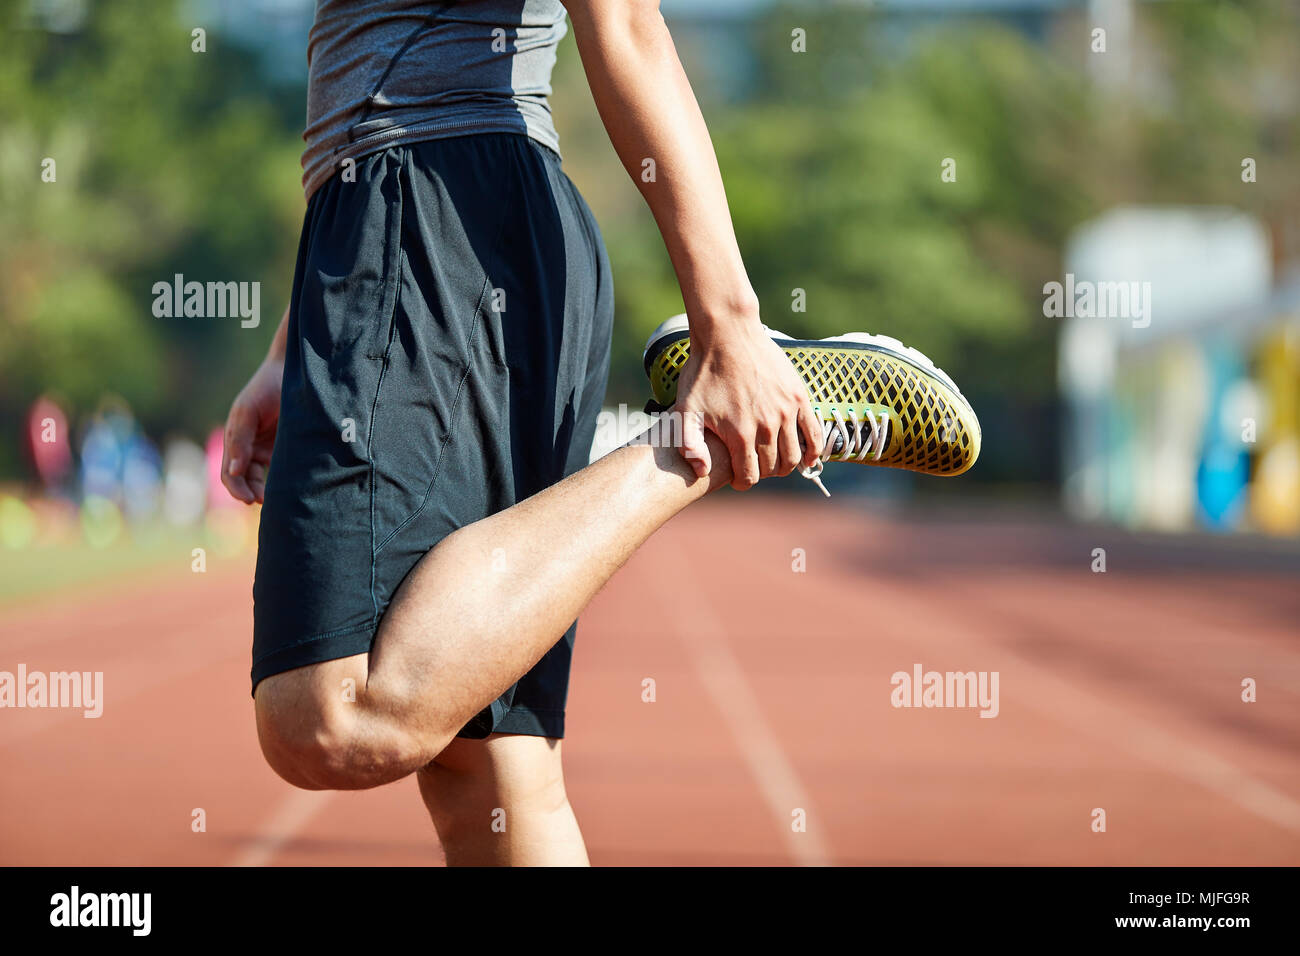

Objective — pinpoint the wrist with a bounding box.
[688,292,761,346]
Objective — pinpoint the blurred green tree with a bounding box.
[3,0,1296,491]
[0,0,303,474]
[561,0,1298,484]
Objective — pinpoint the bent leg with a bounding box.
[257,432,731,790]
[417,734,587,866]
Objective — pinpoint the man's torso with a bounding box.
[301,0,568,198]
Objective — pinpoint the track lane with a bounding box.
[2,497,1298,865]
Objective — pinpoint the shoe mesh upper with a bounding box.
[647,336,980,477]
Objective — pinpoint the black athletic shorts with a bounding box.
[251,133,613,739]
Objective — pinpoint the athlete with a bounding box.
[221,0,978,866]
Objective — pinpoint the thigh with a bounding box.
[460,141,614,740]
[252,136,524,695]
[252,148,410,690]
[385,136,614,741]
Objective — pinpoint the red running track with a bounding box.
[2,497,1299,865]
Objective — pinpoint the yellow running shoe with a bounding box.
[642,314,981,494]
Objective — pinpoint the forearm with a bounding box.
[566,1,757,344]
[266,304,289,362]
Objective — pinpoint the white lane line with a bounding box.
[1127,723,1300,833]
[1015,673,1300,834]
[231,788,335,867]
[669,585,832,866]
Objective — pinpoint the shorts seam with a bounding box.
[372,162,523,557]
[486,704,566,739]
[366,150,407,616]
[372,300,476,556]
[250,620,376,668]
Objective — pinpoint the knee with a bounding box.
[417,739,570,826]
[254,679,450,791]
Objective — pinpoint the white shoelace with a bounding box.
[798,408,890,497]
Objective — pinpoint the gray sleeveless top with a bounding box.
[301,0,567,198]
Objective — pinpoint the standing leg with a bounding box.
[417,734,587,866]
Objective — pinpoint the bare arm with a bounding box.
[566,1,754,331]
[265,303,290,362]
[221,304,288,503]
[564,0,821,486]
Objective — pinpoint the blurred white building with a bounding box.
[1059,206,1300,534]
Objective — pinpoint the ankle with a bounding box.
[638,431,732,492]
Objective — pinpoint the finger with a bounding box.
[224,406,254,478]
[222,408,256,503]
[245,461,269,505]
[777,416,802,476]
[797,399,824,468]
[730,450,760,491]
[222,469,255,505]
[678,407,710,478]
[728,431,760,491]
[755,421,779,478]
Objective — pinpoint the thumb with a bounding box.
[678,407,710,478]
